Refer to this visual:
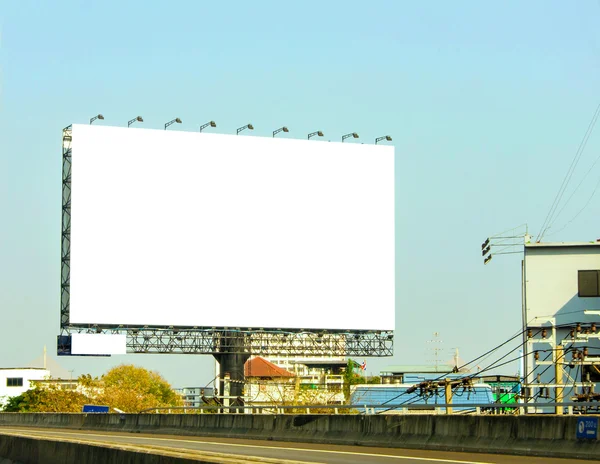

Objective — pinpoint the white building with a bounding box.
[523,241,600,408]
[0,368,51,406]
[174,386,214,408]
[261,356,348,404]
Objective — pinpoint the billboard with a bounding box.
[71,333,127,355]
[68,124,394,330]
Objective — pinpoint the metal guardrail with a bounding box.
[138,401,600,414]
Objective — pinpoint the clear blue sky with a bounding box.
[1,1,599,387]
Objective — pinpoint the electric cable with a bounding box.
[538,102,600,240]
[374,328,531,413]
[545,172,600,237]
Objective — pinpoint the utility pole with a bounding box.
[555,345,564,415]
[444,379,453,415]
[223,372,231,413]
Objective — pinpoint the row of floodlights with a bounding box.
[89,114,392,143]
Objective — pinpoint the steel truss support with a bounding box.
[60,326,393,357]
[60,126,72,332]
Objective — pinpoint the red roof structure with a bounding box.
[244,356,295,378]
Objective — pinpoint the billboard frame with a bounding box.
[59,125,394,357]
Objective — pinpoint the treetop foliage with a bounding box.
[2,364,181,413]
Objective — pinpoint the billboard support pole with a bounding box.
[213,331,250,412]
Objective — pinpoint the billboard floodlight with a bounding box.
[342,132,359,142]
[200,121,217,132]
[165,118,182,130]
[90,114,104,125]
[237,124,254,135]
[308,131,324,140]
[128,116,143,127]
[273,126,289,138]
[375,135,392,144]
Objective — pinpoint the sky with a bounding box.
[1,0,600,388]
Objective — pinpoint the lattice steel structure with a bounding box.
[60,126,72,330]
[59,125,394,358]
[59,326,393,356]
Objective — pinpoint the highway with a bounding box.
[0,427,592,463]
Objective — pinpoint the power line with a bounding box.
[545,171,600,237]
[456,328,529,372]
[538,102,600,241]
[375,328,530,413]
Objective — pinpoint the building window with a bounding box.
[578,270,600,297]
[6,378,23,387]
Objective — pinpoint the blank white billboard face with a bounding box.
[71,333,127,355]
[69,125,395,330]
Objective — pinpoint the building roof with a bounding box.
[526,241,600,249]
[297,360,348,368]
[381,365,457,375]
[0,368,49,371]
[478,375,520,383]
[30,378,76,383]
[245,357,295,378]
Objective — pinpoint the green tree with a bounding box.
[343,359,363,402]
[97,364,182,412]
[2,393,28,412]
[1,366,181,413]
[2,387,90,413]
[30,387,90,412]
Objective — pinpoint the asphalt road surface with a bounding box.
[0,427,595,463]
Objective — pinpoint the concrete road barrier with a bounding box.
[0,413,599,460]
[0,430,311,464]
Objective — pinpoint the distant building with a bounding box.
[380,365,459,385]
[479,375,520,404]
[31,378,79,391]
[174,387,214,408]
[380,354,471,385]
[245,356,346,406]
[29,378,102,399]
[244,357,296,406]
[267,355,347,377]
[0,368,50,406]
[350,383,495,413]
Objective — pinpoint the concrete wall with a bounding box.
[0,433,219,464]
[524,243,600,323]
[1,413,600,460]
